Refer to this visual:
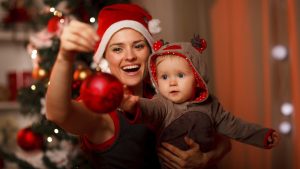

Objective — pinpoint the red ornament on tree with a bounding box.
[32,66,48,80]
[80,72,124,114]
[17,127,43,152]
[47,16,61,33]
[73,68,92,81]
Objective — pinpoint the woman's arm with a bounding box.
[157,134,231,169]
[45,20,114,142]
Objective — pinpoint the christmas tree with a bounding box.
[0,0,129,168]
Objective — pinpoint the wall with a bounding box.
[132,1,298,169]
[0,39,33,101]
[0,40,32,85]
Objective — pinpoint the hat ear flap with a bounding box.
[191,34,207,53]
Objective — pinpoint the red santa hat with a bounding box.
[93,3,161,66]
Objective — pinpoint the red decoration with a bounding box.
[32,67,48,80]
[80,72,124,114]
[153,39,165,51]
[197,39,207,53]
[17,127,43,152]
[0,156,4,169]
[72,80,82,91]
[73,68,92,81]
[7,71,33,101]
[47,16,61,33]
[3,8,31,24]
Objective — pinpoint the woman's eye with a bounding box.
[135,43,145,49]
[178,73,185,78]
[112,47,122,53]
[161,74,168,80]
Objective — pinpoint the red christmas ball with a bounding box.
[17,127,43,152]
[80,72,124,114]
[47,16,61,33]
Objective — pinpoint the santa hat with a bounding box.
[93,3,161,67]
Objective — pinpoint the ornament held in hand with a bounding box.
[80,72,124,114]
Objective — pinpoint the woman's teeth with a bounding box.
[122,65,140,72]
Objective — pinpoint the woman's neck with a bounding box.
[128,82,143,97]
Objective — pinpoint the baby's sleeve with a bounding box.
[138,96,167,127]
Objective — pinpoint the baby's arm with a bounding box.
[120,87,166,125]
[120,87,140,114]
[211,96,280,149]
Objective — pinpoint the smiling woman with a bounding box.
[104,28,150,90]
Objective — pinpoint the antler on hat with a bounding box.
[191,34,207,53]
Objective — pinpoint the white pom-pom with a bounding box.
[148,19,162,34]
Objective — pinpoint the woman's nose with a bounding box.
[125,49,137,61]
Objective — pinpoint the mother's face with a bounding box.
[105,28,151,87]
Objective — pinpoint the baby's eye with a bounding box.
[161,74,168,80]
[178,73,185,78]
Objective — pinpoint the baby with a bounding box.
[121,37,280,168]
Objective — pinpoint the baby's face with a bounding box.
[156,55,196,103]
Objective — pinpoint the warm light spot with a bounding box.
[50,7,55,12]
[31,50,38,59]
[279,121,292,134]
[54,129,59,134]
[281,102,293,116]
[31,85,36,90]
[90,17,96,23]
[47,136,53,143]
[271,45,288,60]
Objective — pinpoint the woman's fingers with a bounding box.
[160,137,199,160]
[158,137,207,169]
[184,136,200,153]
[157,145,182,169]
[60,20,99,53]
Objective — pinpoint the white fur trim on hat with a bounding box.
[93,20,154,65]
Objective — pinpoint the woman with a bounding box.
[46,3,231,169]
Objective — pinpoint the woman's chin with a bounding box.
[121,77,142,87]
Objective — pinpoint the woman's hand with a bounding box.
[157,136,208,169]
[158,135,231,169]
[59,20,99,59]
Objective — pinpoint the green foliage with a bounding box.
[0,149,35,169]
[38,38,60,71]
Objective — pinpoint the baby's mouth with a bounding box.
[170,90,179,94]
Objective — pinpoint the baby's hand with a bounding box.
[120,85,139,113]
[267,131,280,147]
